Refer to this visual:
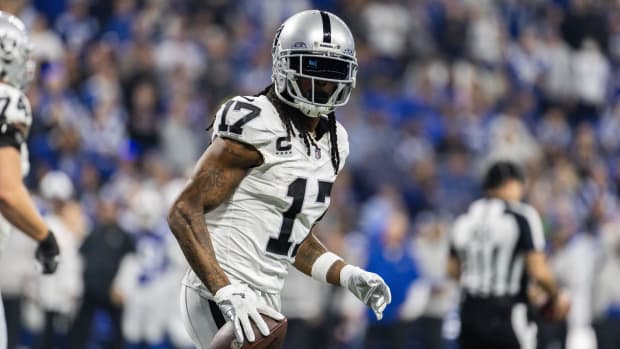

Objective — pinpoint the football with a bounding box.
[208,315,288,349]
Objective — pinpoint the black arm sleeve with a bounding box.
[0,125,24,150]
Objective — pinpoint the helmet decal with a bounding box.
[320,11,331,43]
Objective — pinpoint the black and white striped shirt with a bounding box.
[450,198,545,301]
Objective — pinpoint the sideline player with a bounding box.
[168,10,391,348]
[0,11,60,349]
[448,161,570,349]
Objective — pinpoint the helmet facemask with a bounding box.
[274,51,357,118]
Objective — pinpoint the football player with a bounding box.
[168,10,392,348]
[0,11,60,349]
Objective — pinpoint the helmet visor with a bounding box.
[290,56,351,80]
[276,50,358,113]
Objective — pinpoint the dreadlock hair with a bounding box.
[327,112,340,175]
[259,84,340,174]
[206,84,341,174]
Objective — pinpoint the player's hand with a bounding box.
[35,231,60,274]
[213,283,284,343]
[541,291,571,321]
[341,265,392,320]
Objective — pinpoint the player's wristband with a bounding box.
[310,252,342,283]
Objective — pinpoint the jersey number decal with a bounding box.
[0,95,30,123]
[218,100,260,135]
[17,96,29,119]
[462,227,501,293]
[0,97,9,121]
[266,178,333,257]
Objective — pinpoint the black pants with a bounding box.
[282,318,326,349]
[594,318,620,349]
[67,295,124,349]
[413,316,443,349]
[537,319,567,349]
[459,297,529,349]
[363,322,409,349]
[2,296,21,349]
[35,311,73,349]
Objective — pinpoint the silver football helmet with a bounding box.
[272,10,357,118]
[0,11,34,90]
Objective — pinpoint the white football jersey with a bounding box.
[0,82,33,255]
[183,94,349,295]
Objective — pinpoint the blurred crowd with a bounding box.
[0,0,620,348]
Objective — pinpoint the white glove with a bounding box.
[340,265,392,320]
[213,284,284,343]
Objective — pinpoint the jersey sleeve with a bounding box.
[211,96,277,165]
[0,125,24,150]
[522,206,545,251]
[448,215,464,258]
[512,204,545,252]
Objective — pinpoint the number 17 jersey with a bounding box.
[182,95,349,296]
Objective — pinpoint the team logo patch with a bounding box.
[314,147,321,159]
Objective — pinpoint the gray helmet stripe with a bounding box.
[320,11,331,43]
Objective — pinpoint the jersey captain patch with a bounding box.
[275,136,293,156]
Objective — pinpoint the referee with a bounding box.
[448,161,570,349]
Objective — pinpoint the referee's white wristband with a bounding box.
[310,252,343,283]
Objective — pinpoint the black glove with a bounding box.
[35,231,60,274]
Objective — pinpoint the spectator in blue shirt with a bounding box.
[364,210,420,349]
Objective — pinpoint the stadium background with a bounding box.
[0,0,619,348]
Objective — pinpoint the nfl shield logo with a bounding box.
[314,147,321,159]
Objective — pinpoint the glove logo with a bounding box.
[231,292,246,299]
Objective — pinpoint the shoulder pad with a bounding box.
[212,96,280,164]
[212,96,276,144]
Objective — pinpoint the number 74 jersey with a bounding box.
[0,83,33,255]
[0,82,32,176]
[183,94,349,295]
